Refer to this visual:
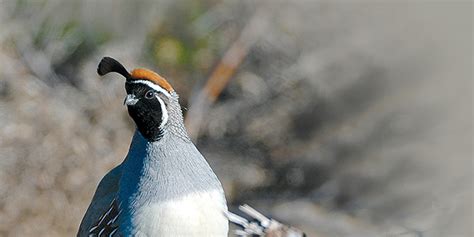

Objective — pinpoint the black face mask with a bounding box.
[125,83,166,141]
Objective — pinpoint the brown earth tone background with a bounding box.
[0,1,472,236]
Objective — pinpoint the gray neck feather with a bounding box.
[118,95,223,212]
[164,93,190,143]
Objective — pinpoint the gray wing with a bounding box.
[77,165,122,237]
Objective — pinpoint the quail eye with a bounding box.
[144,90,155,99]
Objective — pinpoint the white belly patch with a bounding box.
[132,190,228,237]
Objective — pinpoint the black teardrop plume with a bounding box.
[97,57,131,79]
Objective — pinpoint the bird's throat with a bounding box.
[127,107,164,141]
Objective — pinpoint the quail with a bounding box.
[77,57,228,236]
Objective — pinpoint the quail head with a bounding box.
[77,57,228,237]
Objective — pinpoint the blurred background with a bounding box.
[0,0,472,236]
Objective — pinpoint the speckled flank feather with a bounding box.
[130,68,174,92]
[77,165,122,237]
[89,199,120,237]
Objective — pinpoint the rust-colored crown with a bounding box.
[97,57,174,92]
[130,68,174,92]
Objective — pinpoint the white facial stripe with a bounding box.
[129,80,172,98]
[156,96,169,129]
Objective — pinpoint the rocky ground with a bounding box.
[0,1,471,236]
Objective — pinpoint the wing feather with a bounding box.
[77,165,122,237]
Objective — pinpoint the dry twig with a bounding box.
[227,204,307,237]
[185,7,268,140]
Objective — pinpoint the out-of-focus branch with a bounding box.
[185,8,268,141]
[227,204,307,237]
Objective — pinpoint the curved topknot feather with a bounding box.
[97,57,131,79]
